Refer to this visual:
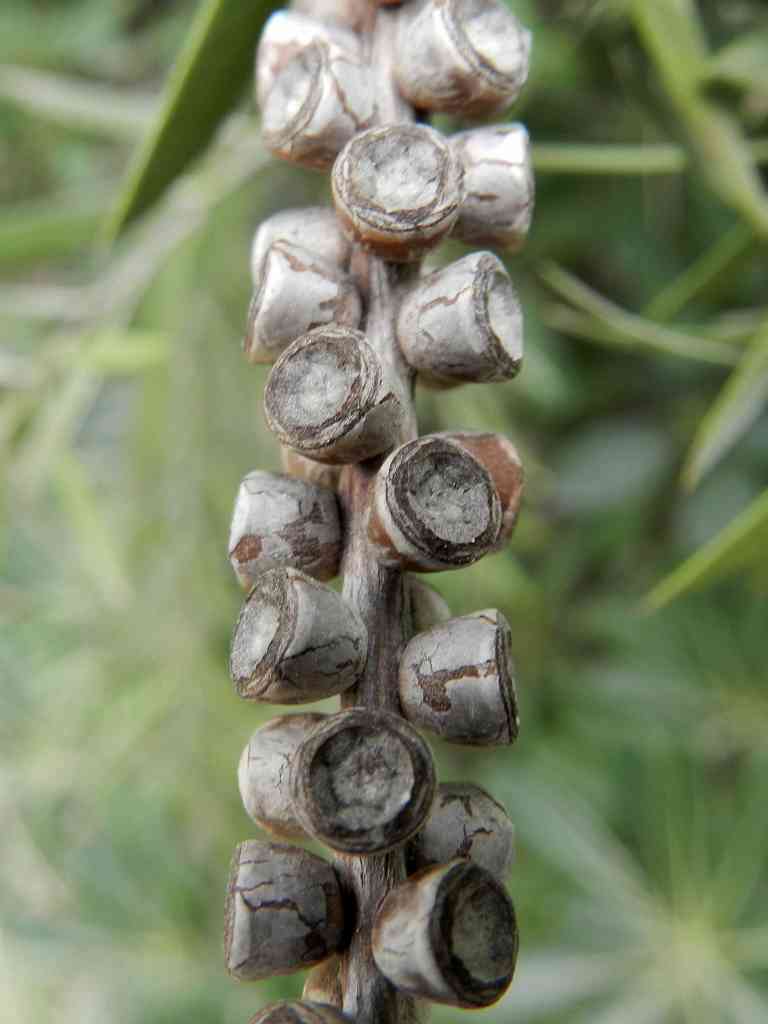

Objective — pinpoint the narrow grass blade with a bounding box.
[106,0,272,240]
[647,489,768,609]
[683,323,768,489]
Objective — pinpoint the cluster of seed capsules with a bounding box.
[224,1,534,1023]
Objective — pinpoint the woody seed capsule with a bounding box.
[262,41,373,170]
[331,124,464,263]
[395,0,531,116]
[229,471,342,586]
[436,430,523,545]
[398,609,519,745]
[372,859,518,1007]
[397,251,523,385]
[451,124,535,251]
[290,708,437,854]
[249,1003,353,1024]
[251,207,350,287]
[238,714,326,838]
[229,567,367,703]
[255,10,361,109]
[265,327,407,464]
[225,840,344,980]
[245,241,361,364]
[406,781,515,879]
[368,435,502,571]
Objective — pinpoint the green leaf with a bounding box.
[106,0,273,241]
[538,262,738,365]
[683,322,768,489]
[647,488,768,609]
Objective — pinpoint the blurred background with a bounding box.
[1,1,767,1022]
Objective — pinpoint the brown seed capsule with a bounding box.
[249,1002,353,1024]
[372,859,518,1007]
[394,0,531,116]
[225,840,344,980]
[255,10,361,110]
[262,41,373,170]
[397,252,523,385]
[398,609,519,745]
[251,208,351,287]
[406,782,515,879]
[451,124,534,251]
[408,577,451,633]
[229,471,343,587]
[238,714,326,838]
[292,0,368,30]
[435,431,523,545]
[265,327,407,464]
[302,956,344,1009]
[331,124,464,263]
[230,567,367,704]
[368,435,502,571]
[245,241,361,364]
[290,708,437,854]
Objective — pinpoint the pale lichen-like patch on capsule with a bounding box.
[331,124,465,262]
[290,708,437,854]
[435,430,524,544]
[251,208,350,288]
[245,240,362,365]
[225,841,344,980]
[368,435,503,571]
[372,859,518,1007]
[406,781,515,879]
[394,0,531,116]
[398,609,519,745]
[255,10,361,109]
[248,1001,353,1024]
[262,42,374,170]
[451,124,534,250]
[238,714,326,838]
[265,327,407,464]
[229,471,342,586]
[397,251,523,385]
[229,567,367,703]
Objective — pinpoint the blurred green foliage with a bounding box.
[1,1,767,1023]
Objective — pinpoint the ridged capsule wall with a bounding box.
[224,1,535,1022]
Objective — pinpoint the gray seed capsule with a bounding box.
[249,1002,353,1024]
[245,241,361,364]
[291,708,437,854]
[372,859,518,1007]
[230,567,367,704]
[332,124,465,262]
[398,609,519,745]
[229,471,342,586]
[265,327,408,464]
[368,435,502,571]
[251,208,351,288]
[451,124,535,251]
[395,0,531,116]
[397,252,523,385]
[406,781,515,879]
[225,841,344,980]
[238,714,326,838]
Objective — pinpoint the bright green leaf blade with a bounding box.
[646,489,768,609]
[683,323,768,490]
[106,0,272,241]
